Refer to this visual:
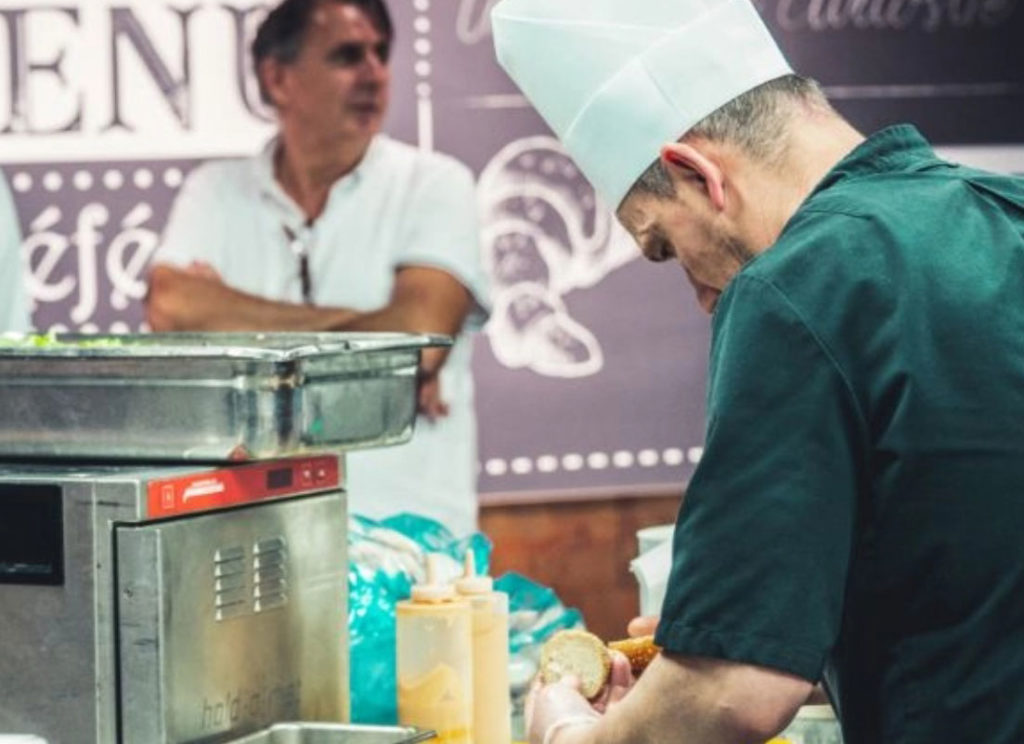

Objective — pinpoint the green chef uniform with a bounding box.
[655,125,1024,744]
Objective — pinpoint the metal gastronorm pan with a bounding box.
[226,723,436,744]
[0,332,450,461]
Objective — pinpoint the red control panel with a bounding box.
[145,455,341,518]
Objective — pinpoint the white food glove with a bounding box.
[527,675,600,744]
[526,651,634,744]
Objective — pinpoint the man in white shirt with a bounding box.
[146,0,490,536]
[0,172,31,332]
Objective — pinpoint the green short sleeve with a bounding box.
[654,274,868,681]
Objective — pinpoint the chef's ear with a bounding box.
[659,142,727,212]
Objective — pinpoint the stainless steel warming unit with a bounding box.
[0,333,445,744]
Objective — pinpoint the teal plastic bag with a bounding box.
[496,572,584,654]
[347,513,490,724]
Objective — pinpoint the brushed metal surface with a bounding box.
[0,332,448,460]
[226,723,435,744]
[117,493,348,744]
[0,473,141,743]
[0,462,349,744]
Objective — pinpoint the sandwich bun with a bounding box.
[539,630,661,698]
[539,629,611,699]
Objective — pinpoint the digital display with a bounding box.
[266,468,293,490]
[0,485,64,586]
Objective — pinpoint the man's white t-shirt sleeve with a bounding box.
[153,164,226,270]
[395,157,491,328]
[0,173,31,332]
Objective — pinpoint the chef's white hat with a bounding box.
[492,0,793,209]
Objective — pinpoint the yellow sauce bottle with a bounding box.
[396,554,473,743]
[455,552,512,744]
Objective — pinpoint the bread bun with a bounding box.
[539,631,662,698]
[539,629,611,699]
[608,635,660,676]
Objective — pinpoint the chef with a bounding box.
[492,0,1024,742]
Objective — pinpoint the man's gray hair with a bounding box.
[623,75,831,202]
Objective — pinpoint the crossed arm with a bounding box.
[145,261,475,417]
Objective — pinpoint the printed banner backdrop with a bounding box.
[1,0,1022,501]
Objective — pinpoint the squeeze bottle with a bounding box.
[455,551,512,744]
[396,554,473,743]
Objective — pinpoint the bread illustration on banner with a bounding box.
[539,629,661,698]
[478,136,638,379]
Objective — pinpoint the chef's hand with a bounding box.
[526,652,633,744]
[592,650,635,713]
[627,615,659,637]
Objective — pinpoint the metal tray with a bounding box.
[226,723,435,744]
[0,332,449,461]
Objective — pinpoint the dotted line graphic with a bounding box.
[413,0,432,84]
[10,167,185,194]
[412,0,434,149]
[482,446,704,477]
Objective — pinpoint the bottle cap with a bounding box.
[410,554,457,603]
[455,551,494,595]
